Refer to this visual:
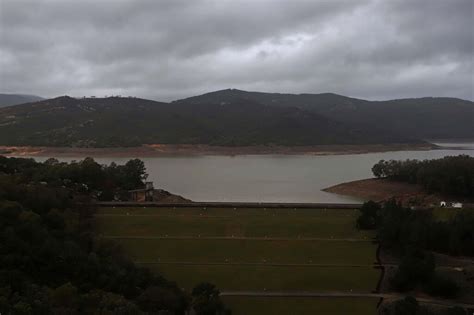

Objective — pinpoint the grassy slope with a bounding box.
[96,208,371,239]
[117,239,376,264]
[96,207,380,314]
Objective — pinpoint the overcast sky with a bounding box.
[1,0,473,101]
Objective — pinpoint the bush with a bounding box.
[424,275,460,299]
[356,201,381,230]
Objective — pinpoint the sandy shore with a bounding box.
[0,143,435,158]
[323,178,441,205]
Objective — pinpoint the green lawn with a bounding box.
[96,207,371,239]
[115,238,377,265]
[222,297,379,315]
[143,264,380,292]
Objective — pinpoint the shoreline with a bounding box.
[0,143,436,158]
[323,178,445,206]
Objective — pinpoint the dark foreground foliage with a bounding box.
[0,156,228,314]
[372,155,474,198]
[380,296,466,315]
[357,200,473,298]
[358,200,474,257]
[191,283,231,315]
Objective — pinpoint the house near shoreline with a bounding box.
[129,181,154,202]
[440,201,463,208]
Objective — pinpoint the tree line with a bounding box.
[0,156,230,314]
[0,156,149,201]
[372,155,474,198]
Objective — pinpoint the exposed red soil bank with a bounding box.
[0,143,434,157]
[323,178,442,206]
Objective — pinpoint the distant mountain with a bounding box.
[176,89,474,140]
[0,93,44,107]
[0,95,418,147]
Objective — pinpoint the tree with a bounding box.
[390,249,435,291]
[192,283,230,315]
[424,275,459,299]
[51,282,80,314]
[356,201,381,229]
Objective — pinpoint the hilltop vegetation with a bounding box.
[372,155,474,198]
[3,88,472,147]
[177,89,474,140]
[0,95,414,147]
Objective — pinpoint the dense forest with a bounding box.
[358,200,474,299]
[372,155,474,198]
[0,157,229,314]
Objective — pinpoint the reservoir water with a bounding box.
[31,142,474,203]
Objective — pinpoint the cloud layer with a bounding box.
[1,0,473,101]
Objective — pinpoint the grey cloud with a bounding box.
[0,0,472,101]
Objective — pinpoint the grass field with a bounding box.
[222,297,380,315]
[96,206,380,314]
[96,207,371,239]
[116,238,376,264]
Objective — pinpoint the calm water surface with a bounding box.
[33,142,474,203]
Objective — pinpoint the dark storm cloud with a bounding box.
[0,0,472,101]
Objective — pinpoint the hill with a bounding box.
[176,89,474,140]
[0,93,44,107]
[0,95,418,147]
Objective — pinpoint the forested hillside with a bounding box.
[0,95,417,147]
[1,89,472,148]
[177,89,474,140]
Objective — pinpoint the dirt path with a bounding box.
[220,291,474,309]
[136,261,384,267]
[134,261,466,270]
[102,235,373,242]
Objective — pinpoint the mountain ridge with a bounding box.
[174,89,474,140]
[0,94,420,147]
[0,93,44,108]
[0,89,472,148]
